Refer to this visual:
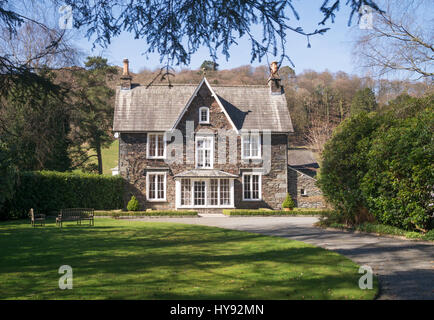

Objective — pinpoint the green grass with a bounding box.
[72,140,119,175]
[0,218,378,300]
[100,139,119,175]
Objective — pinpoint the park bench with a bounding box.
[29,208,45,227]
[56,208,94,227]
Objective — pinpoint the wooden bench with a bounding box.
[56,208,94,227]
[29,208,45,227]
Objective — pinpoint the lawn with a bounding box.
[0,218,377,300]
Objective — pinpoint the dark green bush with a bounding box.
[318,94,434,231]
[127,196,140,211]
[94,210,198,217]
[360,108,433,231]
[0,144,17,220]
[8,171,124,219]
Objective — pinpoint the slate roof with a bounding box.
[287,149,319,178]
[113,78,293,133]
[174,169,238,178]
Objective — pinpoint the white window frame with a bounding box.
[301,188,308,196]
[146,133,166,159]
[195,135,214,169]
[198,106,210,124]
[241,134,261,159]
[146,172,167,202]
[175,178,234,208]
[242,172,262,201]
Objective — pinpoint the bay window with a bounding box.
[177,178,234,208]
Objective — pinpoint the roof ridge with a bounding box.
[116,84,269,88]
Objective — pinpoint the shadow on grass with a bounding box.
[0,219,377,300]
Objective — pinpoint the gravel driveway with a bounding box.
[131,215,434,300]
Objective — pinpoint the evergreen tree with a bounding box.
[71,56,118,174]
[350,88,378,115]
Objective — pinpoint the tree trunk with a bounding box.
[96,141,103,175]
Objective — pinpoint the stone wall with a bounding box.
[287,167,326,208]
[119,83,289,211]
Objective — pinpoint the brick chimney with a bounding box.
[267,61,283,95]
[120,58,132,90]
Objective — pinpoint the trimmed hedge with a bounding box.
[94,210,198,217]
[9,171,124,218]
[222,209,335,216]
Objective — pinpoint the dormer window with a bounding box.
[199,107,210,124]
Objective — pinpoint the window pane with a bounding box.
[194,181,205,205]
[149,135,156,157]
[220,179,230,205]
[209,179,218,206]
[181,179,191,205]
[252,175,259,199]
[157,134,164,157]
[243,174,251,199]
[196,137,212,168]
[243,136,250,157]
[251,136,259,157]
[197,149,204,168]
[201,109,208,122]
[149,174,156,199]
[205,150,211,167]
[157,174,165,199]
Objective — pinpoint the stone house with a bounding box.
[287,149,326,208]
[113,59,323,212]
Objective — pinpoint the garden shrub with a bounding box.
[222,209,334,216]
[94,210,198,217]
[8,171,124,219]
[318,94,433,231]
[360,108,434,231]
[0,144,17,220]
[317,112,381,225]
[127,196,140,211]
[282,193,295,209]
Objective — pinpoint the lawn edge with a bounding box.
[315,223,434,244]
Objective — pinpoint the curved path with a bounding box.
[132,216,434,300]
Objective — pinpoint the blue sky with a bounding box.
[74,1,361,74]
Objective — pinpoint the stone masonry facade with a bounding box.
[287,167,326,208]
[119,84,289,212]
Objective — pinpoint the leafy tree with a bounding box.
[0,69,72,171]
[58,0,381,65]
[350,87,378,115]
[200,60,219,71]
[70,56,118,174]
